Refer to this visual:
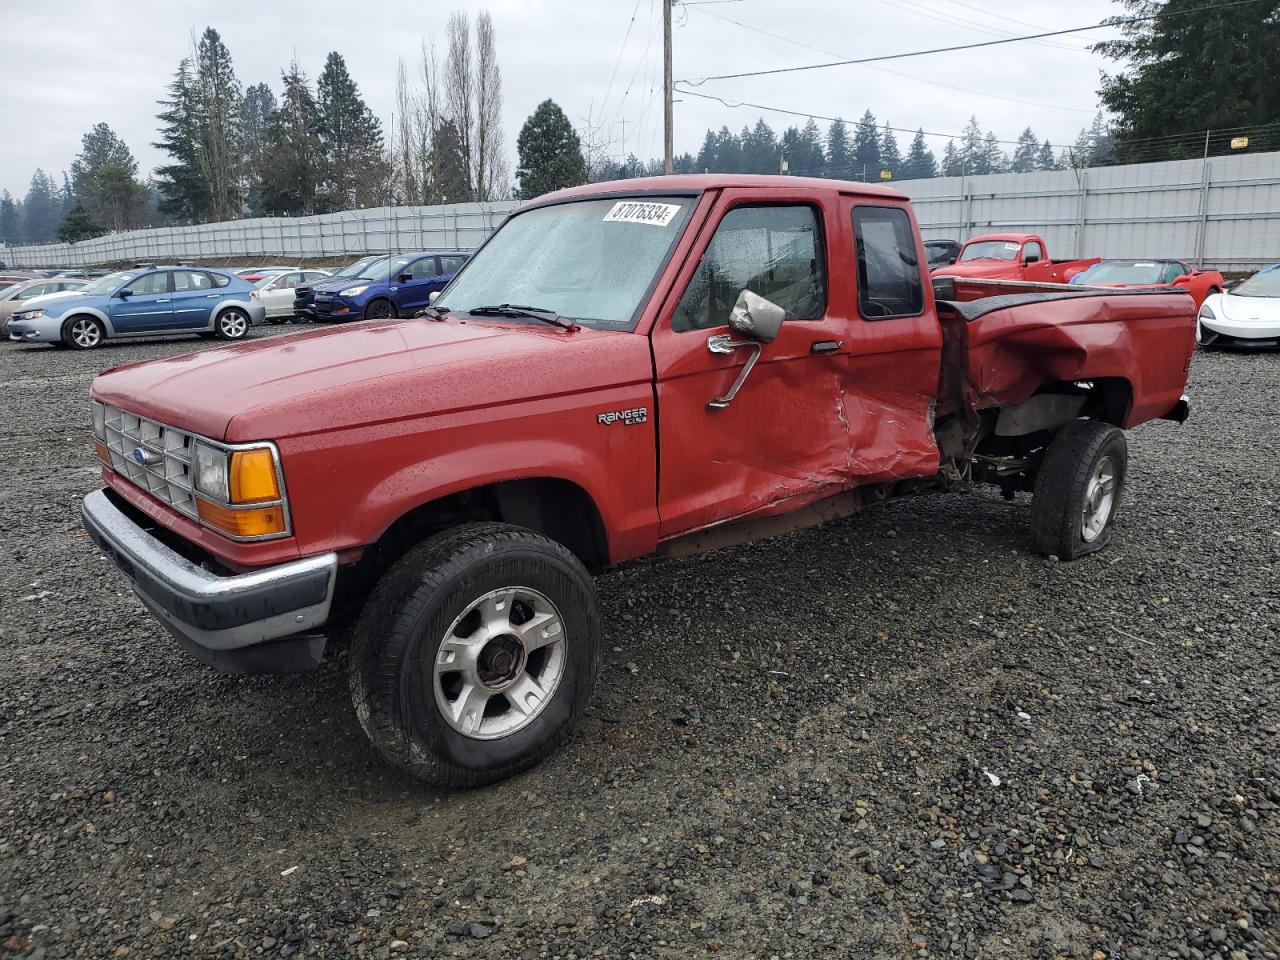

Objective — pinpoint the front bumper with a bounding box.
[1199,315,1280,349]
[312,297,357,321]
[82,489,338,673]
[7,313,62,343]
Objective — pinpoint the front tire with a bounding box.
[348,523,601,788]
[214,307,250,340]
[363,298,396,321]
[1029,419,1128,560]
[62,315,104,350]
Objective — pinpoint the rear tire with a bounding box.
[348,522,601,788]
[214,307,250,340]
[1029,419,1128,560]
[62,315,104,350]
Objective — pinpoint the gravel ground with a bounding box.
[1,329,1277,960]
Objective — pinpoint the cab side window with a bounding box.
[124,272,171,296]
[852,206,924,320]
[1024,241,1044,262]
[673,205,825,332]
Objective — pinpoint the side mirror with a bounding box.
[398,272,412,283]
[1172,275,1191,285]
[726,290,785,344]
[116,288,132,298]
[428,290,441,305]
[1023,251,1041,265]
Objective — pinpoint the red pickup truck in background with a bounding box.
[82,175,1195,787]
[935,232,1101,284]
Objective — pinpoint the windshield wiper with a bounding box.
[467,303,579,331]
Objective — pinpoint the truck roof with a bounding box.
[533,173,909,206]
[964,233,1041,243]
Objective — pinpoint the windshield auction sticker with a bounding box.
[603,201,682,227]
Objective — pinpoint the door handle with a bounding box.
[155,298,170,303]
[705,333,763,410]
[810,339,843,354]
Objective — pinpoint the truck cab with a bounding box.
[82,175,1195,788]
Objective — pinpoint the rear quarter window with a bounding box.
[208,272,231,288]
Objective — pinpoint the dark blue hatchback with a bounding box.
[308,251,470,322]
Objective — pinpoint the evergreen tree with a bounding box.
[879,123,902,180]
[432,121,472,202]
[1086,111,1116,166]
[259,62,322,215]
[982,131,1006,174]
[317,51,387,209]
[0,190,19,243]
[20,170,62,242]
[1037,139,1056,171]
[902,129,937,180]
[825,118,851,179]
[60,173,75,219]
[694,130,718,173]
[941,140,963,177]
[70,123,144,230]
[193,27,244,219]
[154,58,209,222]
[1011,127,1040,173]
[740,119,778,174]
[58,204,103,243]
[672,152,696,175]
[851,110,880,180]
[959,116,984,174]
[798,118,824,176]
[242,81,277,214]
[516,99,586,199]
[1097,0,1280,161]
[712,126,743,173]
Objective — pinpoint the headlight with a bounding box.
[90,401,105,440]
[338,285,368,297]
[194,443,230,500]
[193,442,287,539]
[1198,303,1215,320]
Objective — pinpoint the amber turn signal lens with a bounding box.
[229,449,280,504]
[196,498,286,538]
[94,441,109,466]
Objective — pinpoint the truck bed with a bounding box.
[935,283,1195,429]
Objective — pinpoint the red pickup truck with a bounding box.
[935,232,1100,284]
[82,175,1195,787]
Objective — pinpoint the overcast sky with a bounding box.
[0,0,1123,199]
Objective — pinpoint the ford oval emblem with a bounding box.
[132,447,159,466]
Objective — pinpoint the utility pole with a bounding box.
[663,0,673,174]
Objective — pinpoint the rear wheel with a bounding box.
[214,308,250,340]
[62,315,104,350]
[1029,419,1128,560]
[348,523,601,787]
[363,298,396,321]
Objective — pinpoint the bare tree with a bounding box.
[444,12,474,200]
[420,39,444,203]
[394,58,420,203]
[474,11,506,201]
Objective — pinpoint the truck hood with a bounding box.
[91,317,650,442]
[933,261,1018,280]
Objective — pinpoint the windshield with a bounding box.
[361,256,410,281]
[435,196,695,329]
[1073,261,1172,285]
[79,271,136,295]
[336,256,383,279]
[1232,265,1280,297]
[959,240,1021,262]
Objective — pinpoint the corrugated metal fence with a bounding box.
[4,151,1279,270]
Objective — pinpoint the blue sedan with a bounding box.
[7,266,265,349]
[308,251,469,322]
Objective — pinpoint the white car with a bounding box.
[1198,265,1280,349]
[251,269,332,323]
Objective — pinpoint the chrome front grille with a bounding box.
[100,405,199,519]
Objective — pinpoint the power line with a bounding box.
[600,0,647,121]
[874,0,1092,52]
[679,0,1266,84]
[684,3,1095,113]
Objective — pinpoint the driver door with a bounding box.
[108,271,173,332]
[651,195,853,540]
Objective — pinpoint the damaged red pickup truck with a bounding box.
[82,175,1195,786]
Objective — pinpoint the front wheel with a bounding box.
[348,523,601,787]
[363,298,396,321]
[62,315,105,349]
[214,308,250,340]
[1028,419,1128,560]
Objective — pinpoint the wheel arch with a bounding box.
[64,307,113,336]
